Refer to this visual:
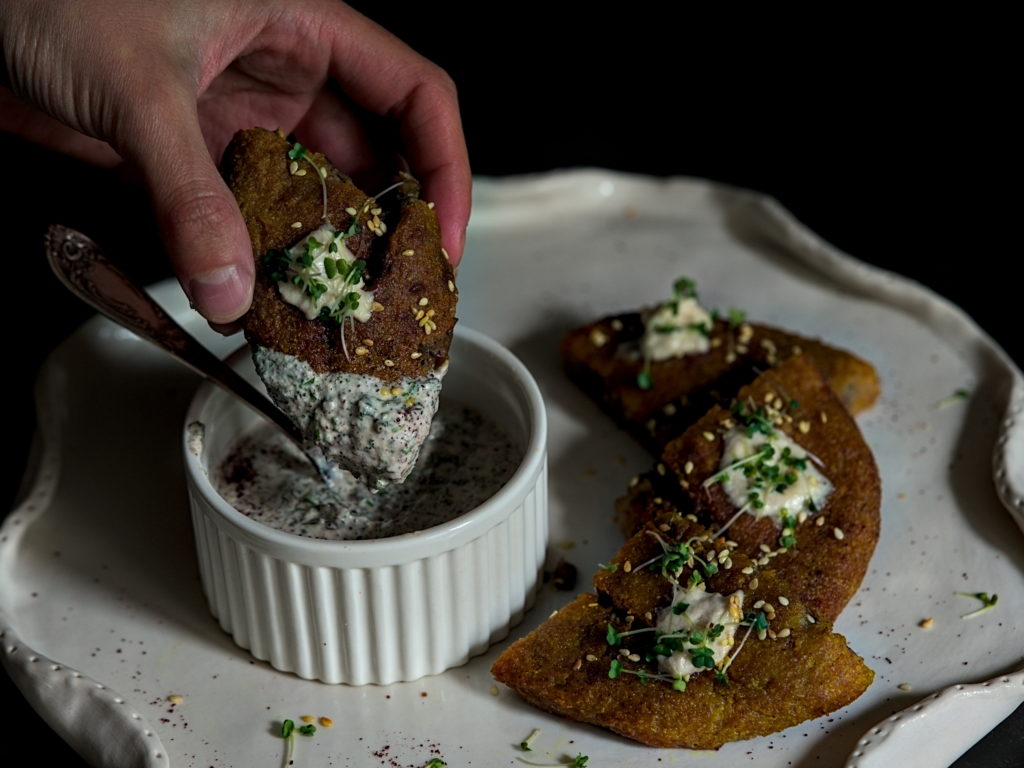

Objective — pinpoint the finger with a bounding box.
[115,88,254,324]
[320,6,472,266]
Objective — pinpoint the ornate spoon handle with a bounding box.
[45,225,309,453]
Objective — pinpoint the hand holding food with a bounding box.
[0,0,470,325]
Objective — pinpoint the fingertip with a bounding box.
[185,263,253,323]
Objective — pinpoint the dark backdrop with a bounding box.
[2,7,1018,766]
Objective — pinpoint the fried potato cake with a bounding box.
[221,128,457,485]
[616,355,881,622]
[561,312,879,455]
[492,512,873,749]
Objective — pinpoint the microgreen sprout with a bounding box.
[520,728,541,751]
[288,141,329,221]
[637,361,653,390]
[422,759,447,768]
[937,388,971,410]
[598,562,619,573]
[298,724,316,736]
[957,591,998,619]
[280,719,295,768]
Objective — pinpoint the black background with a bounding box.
[2,6,1020,766]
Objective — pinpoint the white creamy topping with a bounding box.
[275,225,375,322]
[642,296,712,361]
[656,583,744,680]
[253,346,443,487]
[715,427,833,521]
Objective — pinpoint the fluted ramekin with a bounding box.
[183,326,547,684]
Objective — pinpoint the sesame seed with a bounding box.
[372,301,385,312]
[777,628,791,638]
[355,346,369,356]
[679,479,689,489]
[300,715,315,724]
[489,684,499,696]
[816,516,826,527]
[686,513,698,522]
[748,577,759,590]
[703,431,715,442]
[652,497,663,504]
[573,658,583,671]
[610,319,624,331]
[346,207,358,216]
[820,411,828,423]
[167,695,184,705]
[623,561,632,573]
[663,403,677,416]
[646,419,657,432]
[798,420,811,434]
[448,280,455,292]
[319,167,327,178]
[767,629,777,640]
[319,717,333,727]
[833,527,845,540]
[764,392,775,403]
[427,201,435,209]
[773,397,784,410]
[919,618,934,629]
[656,463,666,476]
[291,221,302,229]
[659,523,671,532]
[736,344,748,354]
[441,246,450,261]
[725,352,736,363]
[807,614,816,624]
[418,297,429,306]
[363,339,374,346]
[384,359,395,367]
[753,600,765,609]
[792,345,802,355]
[295,169,307,176]
[410,352,422,359]
[759,543,772,553]
[778,596,790,606]
[758,556,771,566]
[289,160,299,174]
[586,654,598,662]
[741,566,754,575]
[724,558,733,569]
[402,249,415,256]
[371,207,382,216]
[757,629,767,641]
[589,328,609,347]
[416,310,425,320]
[629,475,639,487]
[549,610,559,619]
[628,653,641,662]
[898,683,913,692]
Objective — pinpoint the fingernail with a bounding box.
[188,265,251,322]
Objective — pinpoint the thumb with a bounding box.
[120,100,253,325]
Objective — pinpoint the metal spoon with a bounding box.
[45,224,333,483]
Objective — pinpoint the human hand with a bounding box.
[0,0,470,329]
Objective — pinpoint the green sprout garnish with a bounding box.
[598,562,619,573]
[280,719,295,768]
[937,388,971,409]
[957,591,998,619]
[520,728,541,751]
[423,759,447,768]
[289,140,329,221]
[637,363,653,390]
[298,724,316,736]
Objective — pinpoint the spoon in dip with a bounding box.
[45,224,337,485]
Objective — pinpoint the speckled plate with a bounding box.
[2,171,1022,768]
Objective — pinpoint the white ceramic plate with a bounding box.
[2,171,1022,768]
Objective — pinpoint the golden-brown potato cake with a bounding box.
[561,313,878,454]
[222,127,456,383]
[616,355,881,622]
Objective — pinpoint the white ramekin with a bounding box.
[183,326,548,684]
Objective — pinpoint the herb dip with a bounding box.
[655,584,744,680]
[213,400,520,541]
[253,345,443,488]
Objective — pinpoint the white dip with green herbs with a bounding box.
[253,346,443,488]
